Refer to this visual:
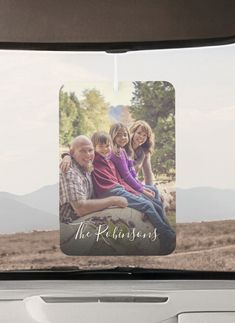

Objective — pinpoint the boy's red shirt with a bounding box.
[92,152,140,198]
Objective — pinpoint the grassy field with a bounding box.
[0,220,234,271]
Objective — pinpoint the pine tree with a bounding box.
[130,81,175,178]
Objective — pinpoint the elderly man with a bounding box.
[60,135,128,224]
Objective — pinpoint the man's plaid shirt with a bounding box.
[60,158,93,223]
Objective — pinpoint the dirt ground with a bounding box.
[0,220,234,271]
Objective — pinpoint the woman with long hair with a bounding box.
[129,120,155,186]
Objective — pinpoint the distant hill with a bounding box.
[177,187,235,222]
[0,185,235,233]
[0,184,58,215]
[109,105,133,125]
[0,184,58,234]
[19,184,59,215]
[0,197,58,234]
[109,105,123,122]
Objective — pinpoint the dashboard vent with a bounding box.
[41,296,168,303]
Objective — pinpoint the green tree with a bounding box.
[130,81,175,178]
[79,88,111,137]
[59,87,111,146]
[152,113,175,177]
[60,87,87,146]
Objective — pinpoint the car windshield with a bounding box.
[0,43,234,272]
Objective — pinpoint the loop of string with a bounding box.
[113,54,118,93]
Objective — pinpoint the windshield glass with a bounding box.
[0,44,234,271]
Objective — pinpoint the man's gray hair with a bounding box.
[71,135,92,150]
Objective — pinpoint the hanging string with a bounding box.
[113,54,119,93]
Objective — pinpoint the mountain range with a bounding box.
[0,184,59,234]
[0,185,234,233]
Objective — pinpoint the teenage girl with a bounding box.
[109,123,155,198]
[109,123,169,224]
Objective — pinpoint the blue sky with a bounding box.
[0,44,234,194]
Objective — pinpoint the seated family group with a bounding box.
[60,120,175,254]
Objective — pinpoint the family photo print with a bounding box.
[59,81,176,256]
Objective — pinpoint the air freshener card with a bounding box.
[59,81,176,255]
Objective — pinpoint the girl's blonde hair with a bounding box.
[91,131,113,149]
[109,123,134,158]
[129,120,155,154]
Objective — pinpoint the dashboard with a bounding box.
[1,279,235,322]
